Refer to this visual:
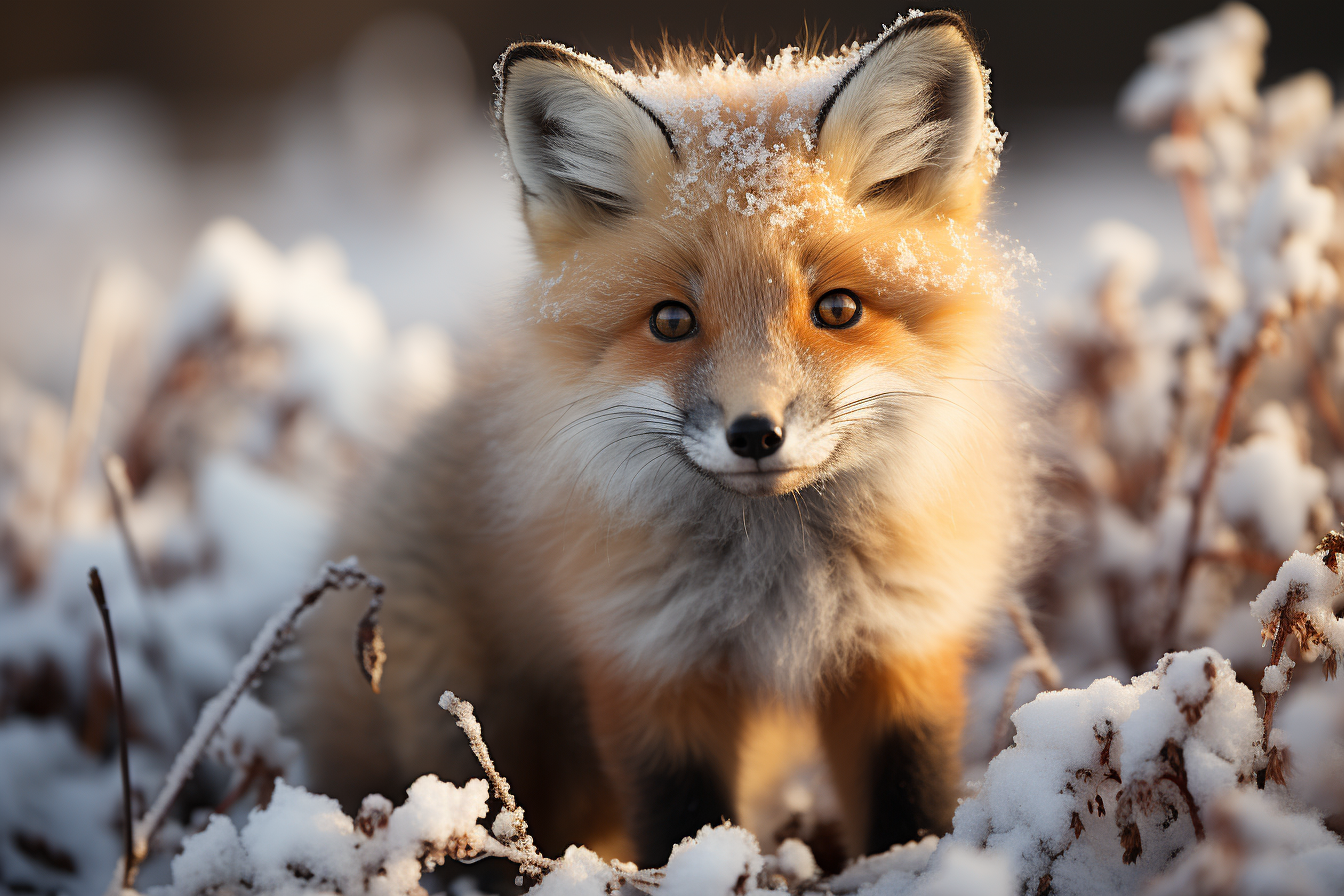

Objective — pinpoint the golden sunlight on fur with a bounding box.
[291,9,1033,874]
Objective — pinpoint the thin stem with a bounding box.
[1261,585,1301,752]
[87,568,134,890]
[1166,331,1266,655]
[103,455,153,592]
[1171,106,1222,270]
[1005,593,1062,692]
[994,595,1063,750]
[107,559,383,892]
[1304,333,1344,453]
[440,690,666,891]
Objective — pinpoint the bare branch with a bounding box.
[102,455,153,592]
[108,558,383,891]
[1166,324,1268,655]
[995,593,1064,749]
[87,568,134,890]
[438,690,666,892]
[1170,106,1222,270]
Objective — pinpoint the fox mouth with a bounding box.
[709,466,814,496]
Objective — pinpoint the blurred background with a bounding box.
[2,0,1342,400]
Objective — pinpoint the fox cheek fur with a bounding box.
[292,9,1028,871]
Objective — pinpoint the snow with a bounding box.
[1249,551,1340,631]
[5,5,1344,896]
[658,826,763,896]
[1119,3,1267,129]
[155,777,490,896]
[527,846,614,896]
[1260,658,1292,694]
[169,219,453,445]
[769,837,817,882]
[208,693,301,783]
[1216,403,1328,555]
[1239,164,1338,316]
[1147,789,1344,896]
[945,650,1265,895]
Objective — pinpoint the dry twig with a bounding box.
[1258,582,1302,789]
[994,594,1064,749]
[438,691,665,892]
[105,558,384,893]
[1166,324,1268,654]
[1170,106,1222,271]
[102,455,153,592]
[88,568,135,890]
[1303,335,1344,453]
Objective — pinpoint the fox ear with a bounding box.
[498,43,676,242]
[816,13,990,215]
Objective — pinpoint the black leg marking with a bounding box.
[631,759,733,867]
[866,721,959,854]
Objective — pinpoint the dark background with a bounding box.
[3,1,1343,156]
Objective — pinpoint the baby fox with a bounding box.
[296,9,1027,868]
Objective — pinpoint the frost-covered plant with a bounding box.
[1146,788,1344,896]
[946,650,1262,895]
[1248,539,1344,786]
[1042,2,1344,683]
[0,220,451,896]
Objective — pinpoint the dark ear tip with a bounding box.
[891,10,980,57]
[815,10,983,139]
[497,41,582,99]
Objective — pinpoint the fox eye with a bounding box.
[651,301,696,340]
[814,290,862,328]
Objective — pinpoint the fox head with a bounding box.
[496,12,1011,505]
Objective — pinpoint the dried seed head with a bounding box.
[1265,743,1291,786]
[1316,528,1344,572]
[1120,822,1143,864]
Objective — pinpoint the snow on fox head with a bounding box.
[496,11,1012,503]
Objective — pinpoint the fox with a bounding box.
[293,9,1029,871]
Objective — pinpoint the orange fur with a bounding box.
[291,11,1029,869]
[818,641,968,854]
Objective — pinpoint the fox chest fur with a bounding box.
[297,9,1027,871]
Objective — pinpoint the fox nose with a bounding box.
[726,414,784,459]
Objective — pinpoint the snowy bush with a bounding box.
[4,4,1344,896]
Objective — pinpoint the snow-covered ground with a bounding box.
[3,5,1344,895]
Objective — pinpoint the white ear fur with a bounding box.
[816,13,988,211]
[498,44,676,229]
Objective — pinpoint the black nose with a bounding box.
[726,414,784,459]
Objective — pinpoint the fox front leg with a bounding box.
[581,663,743,867]
[819,644,966,854]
